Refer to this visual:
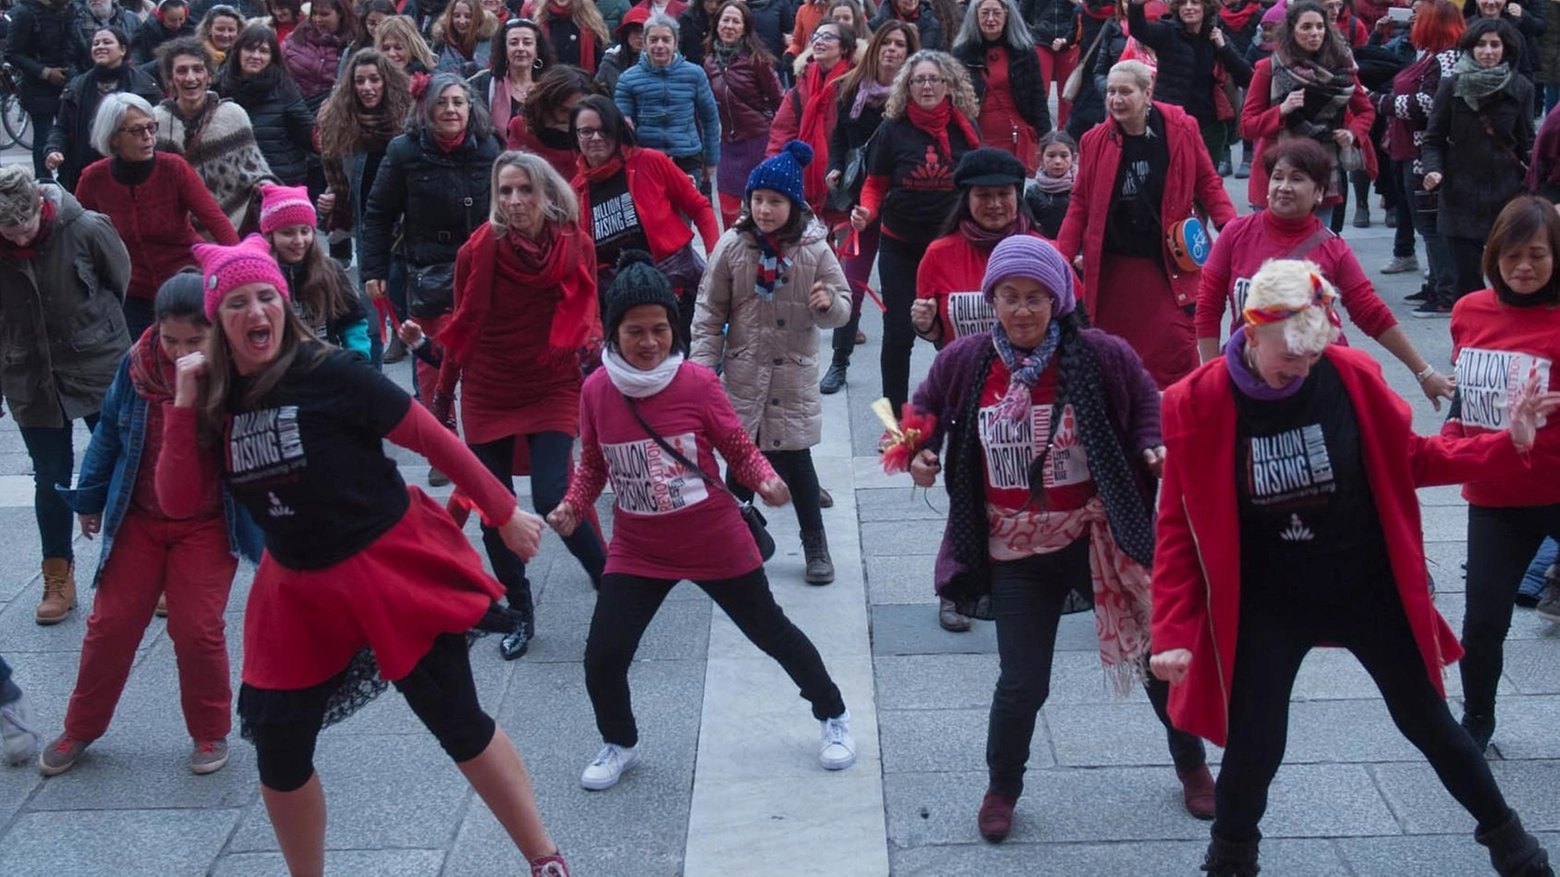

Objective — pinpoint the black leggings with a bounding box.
[877,233,923,415]
[726,448,824,532]
[469,431,607,620]
[584,568,845,748]
[1460,502,1560,723]
[1214,597,1509,843]
[1447,235,1489,300]
[986,541,1206,798]
[250,634,496,792]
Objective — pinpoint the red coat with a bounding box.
[1056,101,1236,314]
[571,146,719,266]
[1239,57,1377,208]
[75,153,239,301]
[1151,344,1528,746]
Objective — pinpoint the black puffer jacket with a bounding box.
[219,71,316,186]
[1022,0,1079,47]
[359,128,502,280]
[952,40,1051,138]
[1065,15,1126,140]
[5,0,81,113]
[870,1,943,51]
[1422,72,1534,241]
[1126,2,1251,125]
[45,63,162,191]
[129,14,194,72]
[746,0,794,66]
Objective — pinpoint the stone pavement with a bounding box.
[2,173,1560,877]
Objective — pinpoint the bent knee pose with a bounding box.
[550,252,854,792]
[906,235,1212,844]
[159,235,569,877]
[1152,257,1560,877]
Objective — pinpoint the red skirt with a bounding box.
[241,487,504,690]
[1092,255,1198,390]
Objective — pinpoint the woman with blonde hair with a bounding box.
[1153,256,1559,877]
[374,14,438,75]
[436,150,608,660]
[535,0,610,74]
[850,49,979,414]
[434,0,499,77]
[195,4,243,67]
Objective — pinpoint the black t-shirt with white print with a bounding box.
[1233,357,1394,607]
[223,348,413,570]
[589,168,650,271]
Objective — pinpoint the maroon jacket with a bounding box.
[705,50,783,143]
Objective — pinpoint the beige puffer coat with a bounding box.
[690,220,850,451]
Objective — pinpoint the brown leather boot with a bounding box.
[35,559,76,625]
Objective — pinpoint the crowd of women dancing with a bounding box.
[1,0,1560,873]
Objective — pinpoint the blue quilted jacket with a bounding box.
[614,51,721,166]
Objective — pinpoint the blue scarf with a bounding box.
[990,320,1062,423]
[754,231,791,301]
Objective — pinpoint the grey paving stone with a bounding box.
[1502,641,1560,695]
[28,740,255,811]
[1489,696,1560,761]
[0,807,240,877]
[874,654,1000,711]
[0,761,42,833]
[500,595,711,666]
[212,849,447,876]
[1047,702,1217,768]
[1421,504,1470,544]
[879,707,1055,774]
[865,553,939,606]
[890,837,1350,877]
[859,520,943,558]
[225,733,474,853]
[1334,833,1498,877]
[1371,761,1560,835]
[871,603,998,656]
[855,487,951,522]
[1425,541,1469,594]
[1255,763,1403,838]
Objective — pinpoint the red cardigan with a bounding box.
[76,153,239,301]
[1238,57,1377,208]
[1151,344,1528,747]
[571,146,719,267]
[1056,101,1236,314]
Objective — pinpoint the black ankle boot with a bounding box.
[801,530,834,584]
[1462,711,1496,753]
[820,359,848,394]
[1201,835,1260,877]
[1479,812,1554,876]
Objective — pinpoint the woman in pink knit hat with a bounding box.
[155,234,572,877]
[259,183,372,362]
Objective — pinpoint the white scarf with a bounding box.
[603,348,684,399]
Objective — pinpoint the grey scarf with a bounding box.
[1452,55,1513,110]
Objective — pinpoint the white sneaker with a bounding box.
[819,711,856,771]
[580,743,638,790]
[1,692,43,767]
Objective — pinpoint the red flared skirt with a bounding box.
[1092,255,1199,390]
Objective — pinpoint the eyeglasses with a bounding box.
[811,30,841,42]
[909,75,946,87]
[118,122,158,138]
[575,126,607,140]
[994,295,1051,313]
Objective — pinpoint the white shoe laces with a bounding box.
[822,716,852,750]
[590,744,624,774]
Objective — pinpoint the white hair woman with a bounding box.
[433,151,609,661]
[78,92,239,340]
[1152,257,1560,877]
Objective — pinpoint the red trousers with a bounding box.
[1037,45,1080,129]
[64,513,239,741]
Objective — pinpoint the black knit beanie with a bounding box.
[604,250,685,352]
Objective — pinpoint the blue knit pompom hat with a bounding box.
[981,235,1077,318]
[746,140,812,210]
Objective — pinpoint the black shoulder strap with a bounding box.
[1286,225,1335,261]
[623,394,732,496]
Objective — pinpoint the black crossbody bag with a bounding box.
[623,396,777,561]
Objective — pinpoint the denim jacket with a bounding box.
[56,355,265,586]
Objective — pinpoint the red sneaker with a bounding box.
[1178,764,1217,820]
[978,790,1018,842]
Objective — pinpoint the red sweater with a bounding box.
[1152,344,1527,746]
[916,230,1083,342]
[76,154,239,301]
[1442,290,1560,507]
[1194,210,1396,342]
[1239,57,1377,208]
[563,362,779,581]
[571,147,719,266]
[1057,101,1236,313]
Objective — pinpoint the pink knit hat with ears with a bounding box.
[193,233,290,320]
[258,184,317,235]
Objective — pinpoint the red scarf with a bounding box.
[434,131,467,153]
[440,221,602,367]
[0,198,57,262]
[128,324,177,404]
[1218,1,1261,34]
[907,98,979,164]
[579,148,628,183]
[799,60,851,206]
[547,3,598,74]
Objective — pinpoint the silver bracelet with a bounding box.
[1415,365,1436,384]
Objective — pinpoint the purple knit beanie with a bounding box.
[981,235,1076,317]
[193,233,290,320]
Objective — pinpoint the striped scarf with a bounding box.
[754,231,791,301]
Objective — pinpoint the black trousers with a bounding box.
[469,431,607,621]
[1214,595,1509,843]
[1460,502,1560,722]
[726,448,823,532]
[249,634,496,792]
[584,567,845,748]
[985,540,1206,798]
[1447,235,1489,300]
[122,297,156,343]
[877,233,923,415]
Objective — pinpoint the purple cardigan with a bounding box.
[912,328,1163,599]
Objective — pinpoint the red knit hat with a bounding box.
[193,233,290,320]
[259,184,317,235]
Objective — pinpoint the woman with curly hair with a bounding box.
[535,0,609,74]
[850,49,979,414]
[434,0,498,77]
